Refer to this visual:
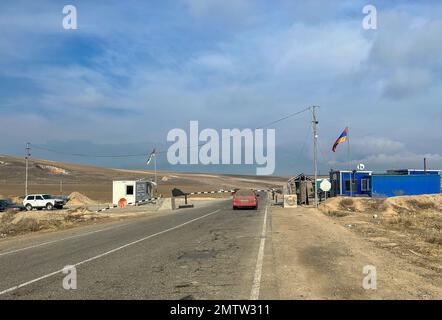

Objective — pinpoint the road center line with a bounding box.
[0,223,130,258]
[0,209,221,296]
[250,204,268,300]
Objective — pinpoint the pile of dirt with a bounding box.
[10,195,24,204]
[35,164,70,175]
[385,194,442,214]
[320,197,384,216]
[64,207,95,223]
[320,195,442,264]
[0,207,97,238]
[0,210,53,237]
[0,195,23,204]
[67,206,92,215]
[320,194,442,217]
[67,192,97,206]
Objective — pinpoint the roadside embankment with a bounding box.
[318,194,442,271]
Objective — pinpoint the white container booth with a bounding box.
[112,180,154,207]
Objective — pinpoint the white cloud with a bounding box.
[1,1,442,173]
[381,68,432,99]
[191,53,236,73]
[354,152,442,169]
[351,137,405,156]
[271,21,371,76]
[370,14,442,68]
[328,136,442,170]
[366,10,442,99]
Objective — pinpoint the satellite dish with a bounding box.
[357,163,365,170]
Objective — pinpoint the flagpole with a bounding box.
[154,154,157,195]
[147,149,157,197]
[347,127,352,197]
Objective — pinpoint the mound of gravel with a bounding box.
[319,194,442,217]
[67,192,97,206]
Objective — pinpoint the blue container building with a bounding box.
[330,169,441,198]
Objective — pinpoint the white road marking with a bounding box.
[0,209,220,296]
[250,204,268,300]
[0,223,130,258]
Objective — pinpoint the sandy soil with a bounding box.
[0,198,228,239]
[0,207,106,238]
[319,195,442,269]
[270,205,442,299]
[67,191,98,206]
[0,155,285,202]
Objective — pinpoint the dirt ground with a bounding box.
[0,207,108,238]
[270,204,442,299]
[0,197,228,239]
[0,155,285,202]
[319,195,442,272]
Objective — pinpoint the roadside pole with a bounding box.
[154,153,157,196]
[25,142,31,196]
[147,148,158,196]
[311,106,319,208]
[347,129,352,197]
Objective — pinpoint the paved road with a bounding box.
[0,193,271,299]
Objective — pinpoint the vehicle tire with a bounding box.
[46,203,54,210]
[25,204,33,211]
[233,206,236,210]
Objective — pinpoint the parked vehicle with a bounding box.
[0,199,25,212]
[23,194,65,211]
[232,189,258,210]
[55,195,69,205]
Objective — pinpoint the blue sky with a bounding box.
[1,0,442,175]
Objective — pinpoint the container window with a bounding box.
[126,185,134,195]
[361,179,370,191]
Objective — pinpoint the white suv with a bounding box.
[23,194,65,211]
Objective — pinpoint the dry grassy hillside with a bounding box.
[0,155,286,202]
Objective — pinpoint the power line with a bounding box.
[286,121,311,167]
[31,145,147,158]
[31,107,311,159]
[255,107,310,129]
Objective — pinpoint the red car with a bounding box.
[233,189,258,210]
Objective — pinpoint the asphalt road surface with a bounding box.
[0,193,273,299]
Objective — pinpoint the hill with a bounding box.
[0,155,286,202]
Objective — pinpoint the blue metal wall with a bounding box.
[340,171,371,196]
[370,174,441,197]
[409,170,440,175]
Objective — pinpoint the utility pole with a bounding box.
[154,154,157,196]
[311,106,319,208]
[25,142,31,196]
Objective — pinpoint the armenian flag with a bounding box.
[332,127,348,152]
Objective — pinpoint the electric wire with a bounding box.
[31,107,311,158]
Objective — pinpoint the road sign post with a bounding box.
[319,179,331,202]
